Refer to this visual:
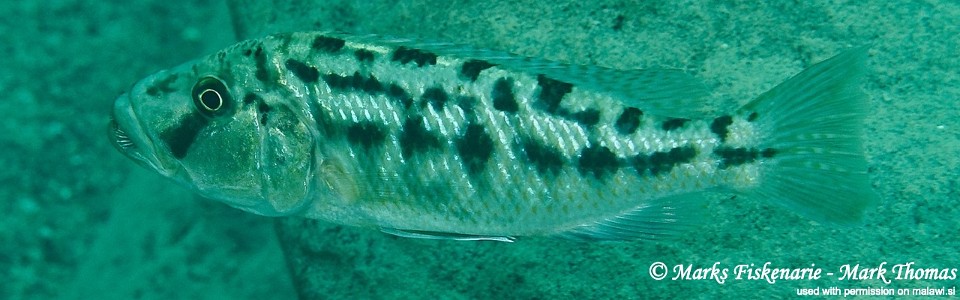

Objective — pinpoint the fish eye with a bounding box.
[192,76,232,117]
[199,88,223,111]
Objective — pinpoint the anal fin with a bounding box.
[554,192,705,242]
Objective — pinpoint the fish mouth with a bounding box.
[110,93,178,177]
[109,117,136,151]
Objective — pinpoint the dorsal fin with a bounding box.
[321,31,711,118]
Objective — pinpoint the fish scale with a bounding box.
[291,32,723,233]
[110,31,876,241]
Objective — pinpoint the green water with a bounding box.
[2,1,957,299]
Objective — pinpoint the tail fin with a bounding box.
[740,48,877,224]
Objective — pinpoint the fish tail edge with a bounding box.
[740,47,878,224]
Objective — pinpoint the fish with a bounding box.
[109,32,877,242]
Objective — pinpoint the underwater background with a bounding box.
[2,0,957,299]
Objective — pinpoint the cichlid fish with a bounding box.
[109,32,876,241]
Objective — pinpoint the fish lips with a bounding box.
[109,93,179,178]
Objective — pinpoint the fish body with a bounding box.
[110,32,876,241]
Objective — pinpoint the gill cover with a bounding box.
[113,56,318,216]
[184,74,317,216]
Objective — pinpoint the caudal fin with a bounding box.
[740,48,877,224]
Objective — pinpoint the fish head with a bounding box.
[109,43,319,216]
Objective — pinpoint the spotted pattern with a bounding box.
[311,36,346,53]
[535,75,573,114]
[492,78,518,113]
[322,72,383,93]
[521,141,565,175]
[387,84,413,109]
[243,93,258,105]
[104,30,824,247]
[569,109,600,127]
[257,101,270,126]
[285,59,320,83]
[399,116,441,158]
[456,124,495,174]
[714,147,776,169]
[710,115,733,142]
[614,107,642,135]
[209,35,777,229]
[248,45,271,82]
[661,118,689,131]
[422,87,449,110]
[634,146,697,176]
[391,47,438,67]
[577,145,619,179]
[461,60,495,81]
[346,122,387,149]
[354,49,375,63]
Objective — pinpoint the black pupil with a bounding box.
[192,76,231,117]
[200,89,222,111]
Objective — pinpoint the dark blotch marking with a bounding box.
[761,147,777,158]
[714,147,766,169]
[522,141,565,175]
[614,107,642,135]
[391,47,437,67]
[386,84,413,109]
[285,59,320,83]
[322,72,383,93]
[536,75,573,114]
[492,78,518,113]
[399,116,441,158]
[311,36,345,53]
[354,49,375,63]
[358,74,383,93]
[253,46,270,82]
[634,146,697,176]
[257,101,271,126]
[243,93,258,105]
[577,145,619,179]
[570,109,601,127]
[160,113,209,159]
[456,124,494,174]
[461,60,495,81]
[661,118,689,131]
[747,112,759,122]
[710,115,734,142]
[346,122,387,149]
[422,87,449,110]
